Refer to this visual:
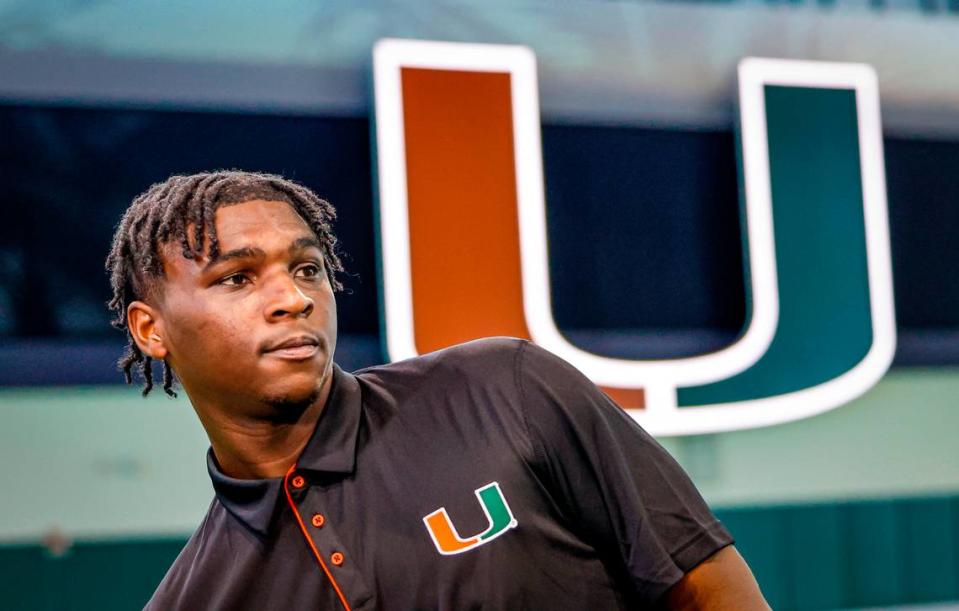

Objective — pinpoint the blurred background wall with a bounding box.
[0,1,957,609]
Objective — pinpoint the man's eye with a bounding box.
[295,264,322,279]
[219,273,250,286]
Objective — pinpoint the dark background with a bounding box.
[1,104,957,384]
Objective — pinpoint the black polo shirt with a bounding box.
[146,338,733,610]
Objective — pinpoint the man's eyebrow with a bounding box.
[201,237,321,272]
[289,235,323,255]
[202,247,265,272]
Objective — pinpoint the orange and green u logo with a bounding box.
[423,482,518,555]
[373,39,897,437]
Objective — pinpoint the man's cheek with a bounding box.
[181,318,216,354]
[169,314,226,364]
[221,315,252,347]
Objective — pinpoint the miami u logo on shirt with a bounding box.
[423,482,518,555]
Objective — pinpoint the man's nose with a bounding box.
[265,274,315,320]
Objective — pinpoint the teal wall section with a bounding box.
[1,495,956,610]
[1,368,957,542]
[723,495,959,609]
[0,368,957,608]
[0,386,211,542]
[0,538,183,611]
[661,368,959,507]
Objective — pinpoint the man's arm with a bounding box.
[662,545,770,610]
[513,339,768,604]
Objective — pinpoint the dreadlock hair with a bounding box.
[105,170,344,398]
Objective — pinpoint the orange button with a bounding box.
[291,475,305,489]
[311,513,325,528]
[331,551,345,566]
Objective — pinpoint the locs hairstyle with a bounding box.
[105,170,344,398]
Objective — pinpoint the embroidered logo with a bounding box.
[423,482,518,555]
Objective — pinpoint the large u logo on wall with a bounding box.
[372,38,896,436]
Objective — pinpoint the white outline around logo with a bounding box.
[423,482,519,556]
[373,39,896,436]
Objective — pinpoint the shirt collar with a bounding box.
[207,363,362,536]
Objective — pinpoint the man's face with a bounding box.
[151,199,337,421]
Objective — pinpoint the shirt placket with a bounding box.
[284,469,375,611]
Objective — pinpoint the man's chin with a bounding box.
[261,385,322,425]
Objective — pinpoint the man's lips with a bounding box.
[266,345,319,360]
[261,335,320,360]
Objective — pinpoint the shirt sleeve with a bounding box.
[514,339,734,603]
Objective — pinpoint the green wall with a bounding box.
[1,368,957,608]
[661,368,959,507]
[1,496,956,610]
[1,368,956,541]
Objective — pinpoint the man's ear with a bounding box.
[127,300,169,360]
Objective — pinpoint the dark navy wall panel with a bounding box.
[2,105,959,385]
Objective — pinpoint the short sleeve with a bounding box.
[515,340,734,603]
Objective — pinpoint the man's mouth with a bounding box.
[262,335,320,360]
[267,345,319,360]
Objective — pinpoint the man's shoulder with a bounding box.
[144,499,224,610]
[354,336,529,386]
[351,337,588,403]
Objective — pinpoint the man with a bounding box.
[107,170,768,609]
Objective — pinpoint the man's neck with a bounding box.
[194,373,334,480]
